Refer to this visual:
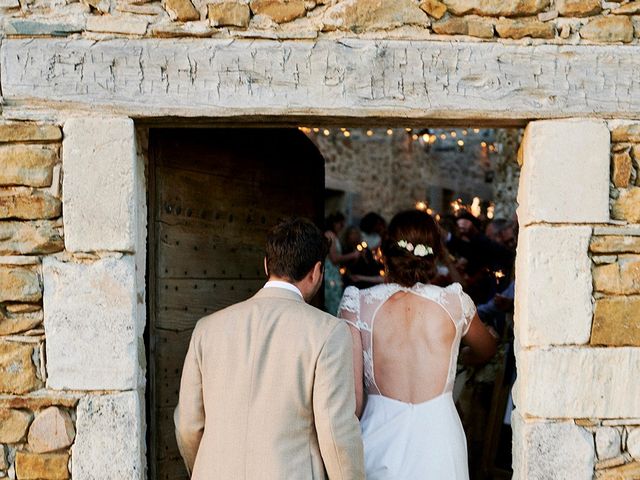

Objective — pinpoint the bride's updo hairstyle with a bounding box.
[382,210,443,287]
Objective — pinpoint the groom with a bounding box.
[174,217,365,479]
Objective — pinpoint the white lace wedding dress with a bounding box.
[338,282,476,480]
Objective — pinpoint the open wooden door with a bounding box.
[148,128,325,480]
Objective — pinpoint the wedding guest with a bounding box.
[324,213,361,315]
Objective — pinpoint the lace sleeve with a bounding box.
[337,286,360,329]
[459,288,477,336]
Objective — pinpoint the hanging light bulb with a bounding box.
[457,140,464,147]
[415,201,428,211]
[440,133,446,140]
[412,134,419,141]
[366,130,374,137]
[313,128,319,133]
[481,141,487,148]
[450,131,457,138]
[323,129,330,136]
[343,130,351,138]
[462,129,468,135]
[422,134,430,142]
[405,127,412,132]
[470,197,481,217]
[387,129,393,136]
[429,134,437,143]
[473,128,480,133]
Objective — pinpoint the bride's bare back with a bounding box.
[339,282,496,413]
[374,291,456,403]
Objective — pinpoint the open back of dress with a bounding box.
[338,282,476,480]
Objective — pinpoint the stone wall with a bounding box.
[0,118,146,480]
[314,127,496,221]
[513,119,640,480]
[2,0,640,43]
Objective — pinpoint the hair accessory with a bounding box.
[397,240,433,257]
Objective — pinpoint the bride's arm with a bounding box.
[460,313,498,365]
[347,324,365,418]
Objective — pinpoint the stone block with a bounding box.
[28,407,75,453]
[0,341,40,394]
[0,221,63,256]
[0,307,42,336]
[322,0,429,32]
[467,16,494,37]
[0,193,61,220]
[515,225,592,346]
[72,391,145,480]
[0,124,61,143]
[86,15,148,35]
[580,15,634,42]
[612,187,640,223]
[15,451,69,480]
[442,0,549,16]
[512,413,595,480]
[43,256,143,390]
[419,0,447,19]
[517,119,610,225]
[613,1,640,15]
[596,461,640,479]
[250,0,305,22]
[164,0,199,21]
[612,124,640,143]
[556,0,601,17]
[495,17,555,39]
[62,117,139,253]
[592,296,640,346]
[593,256,640,295]
[432,15,468,34]
[612,151,633,188]
[208,2,251,27]
[0,145,57,187]
[0,408,32,443]
[515,347,640,418]
[0,445,6,469]
[0,266,41,303]
[629,428,640,460]
[2,19,85,36]
[596,427,621,460]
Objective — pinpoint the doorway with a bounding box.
[147,128,325,479]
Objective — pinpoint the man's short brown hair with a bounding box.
[265,217,329,282]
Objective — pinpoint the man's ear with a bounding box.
[264,257,269,278]
[311,261,323,283]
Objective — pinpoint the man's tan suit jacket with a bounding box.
[174,286,365,479]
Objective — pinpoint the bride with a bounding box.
[338,210,497,479]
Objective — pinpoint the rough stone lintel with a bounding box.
[2,39,640,120]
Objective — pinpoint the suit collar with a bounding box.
[254,286,306,303]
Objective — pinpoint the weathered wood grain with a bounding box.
[3,38,640,120]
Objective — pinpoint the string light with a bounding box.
[473,128,480,133]
[340,128,346,132]
[487,204,495,219]
[462,130,468,135]
[429,134,437,143]
[412,134,419,141]
[323,129,330,136]
[450,131,457,138]
[313,128,319,133]
[356,241,368,251]
[422,134,430,142]
[481,141,487,148]
[457,140,464,147]
[440,133,446,140]
[387,129,394,136]
[415,201,428,211]
[366,130,374,136]
[405,127,412,132]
